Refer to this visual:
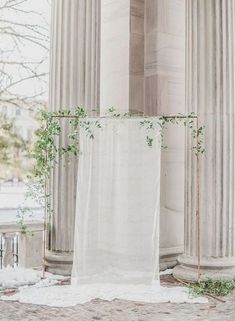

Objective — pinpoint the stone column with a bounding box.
[174,0,235,280]
[144,0,185,270]
[45,0,100,275]
[100,0,186,270]
[100,0,144,114]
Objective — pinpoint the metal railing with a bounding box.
[0,221,43,269]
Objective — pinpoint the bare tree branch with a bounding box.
[0,0,49,110]
[0,72,47,94]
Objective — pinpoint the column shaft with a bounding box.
[46,0,100,275]
[174,0,235,280]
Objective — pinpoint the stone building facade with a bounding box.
[45,0,235,281]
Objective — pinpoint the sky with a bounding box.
[1,0,51,102]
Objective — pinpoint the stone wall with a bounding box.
[143,0,185,267]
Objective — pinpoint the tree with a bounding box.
[0,0,49,110]
[0,113,30,179]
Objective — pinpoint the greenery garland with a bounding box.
[18,107,205,234]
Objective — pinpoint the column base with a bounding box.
[45,250,73,276]
[173,255,235,281]
[45,250,181,276]
[160,246,183,271]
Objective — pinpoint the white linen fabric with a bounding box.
[71,117,161,293]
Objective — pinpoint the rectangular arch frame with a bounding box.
[43,114,201,282]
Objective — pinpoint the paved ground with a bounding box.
[1,277,235,321]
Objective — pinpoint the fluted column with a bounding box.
[174,0,235,280]
[46,0,100,275]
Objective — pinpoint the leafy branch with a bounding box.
[139,113,205,155]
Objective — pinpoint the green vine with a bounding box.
[16,207,33,235]
[190,278,235,297]
[139,113,205,155]
[18,107,205,234]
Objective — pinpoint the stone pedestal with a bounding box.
[173,0,235,281]
[18,230,43,269]
[0,221,44,269]
[45,0,100,275]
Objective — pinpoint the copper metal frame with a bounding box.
[43,114,200,281]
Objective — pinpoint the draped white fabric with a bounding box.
[0,118,208,306]
[71,118,161,298]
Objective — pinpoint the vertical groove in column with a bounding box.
[228,0,235,257]
[214,0,221,258]
[230,0,234,256]
[185,0,190,256]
